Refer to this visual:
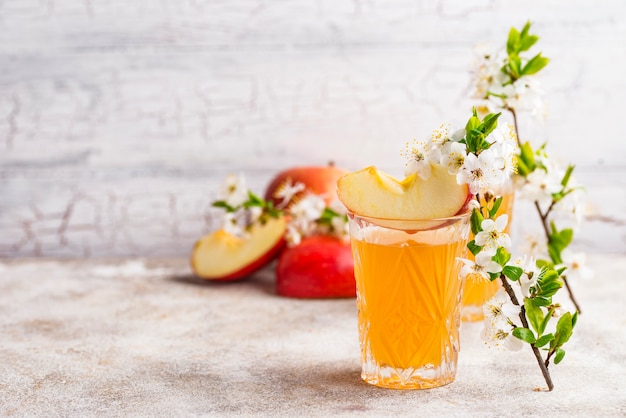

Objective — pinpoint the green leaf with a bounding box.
[518,142,536,174]
[212,200,235,212]
[524,298,544,335]
[554,312,575,346]
[560,164,575,188]
[536,269,563,299]
[535,333,554,348]
[507,55,522,80]
[519,22,538,52]
[488,197,503,218]
[533,296,551,307]
[512,327,536,344]
[470,209,484,235]
[538,307,555,336]
[465,112,480,134]
[493,247,511,266]
[548,226,574,264]
[516,159,529,177]
[536,259,552,269]
[507,27,521,55]
[318,207,340,225]
[467,240,482,256]
[551,312,575,350]
[554,348,566,364]
[267,208,281,219]
[521,53,550,76]
[479,112,501,137]
[520,34,539,53]
[503,265,523,281]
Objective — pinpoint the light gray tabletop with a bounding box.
[1,255,624,417]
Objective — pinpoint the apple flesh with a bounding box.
[276,235,356,298]
[337,165,470,230]
[191,216,287,281]
[265,164,348,207]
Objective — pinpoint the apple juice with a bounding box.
[349,213,470,389]
[461,186,515,321]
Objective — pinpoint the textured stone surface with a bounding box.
[0,256,625,416]
[1,1,625,256]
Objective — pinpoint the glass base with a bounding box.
[361,363,456,390]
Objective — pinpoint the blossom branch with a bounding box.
[499,275,555,391]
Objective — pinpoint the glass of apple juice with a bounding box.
[347,210,471,389]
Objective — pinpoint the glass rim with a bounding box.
[347,207,472,224]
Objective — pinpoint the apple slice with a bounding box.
[191,216,287,281]
[276,235,355,298]
[337,165,469,230]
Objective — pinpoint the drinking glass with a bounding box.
[348,210,471,389]
[461,183,515,322]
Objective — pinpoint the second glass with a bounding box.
[348,211,471,389]
[461,182,515,322]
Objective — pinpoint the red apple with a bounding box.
[276,235,356,298]
[265,163,348,208]
[190,216,287,281]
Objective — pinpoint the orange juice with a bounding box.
[461,187,515,321]
[349,213,470,389]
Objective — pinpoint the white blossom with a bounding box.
[474,214,512,255]
[560,249,593,281]
[489,124,518,179]
[481,320,524,351]
[484,290,520,324]
[285,194,326,246]
[511,256,544,297]
[441,141,467,175]
[469,46,504,100]
[469,45,546,118]
[273,179,306,209]
[519,168,561,207]
[289,194,325,222]
[459,252,502,281]
[480,290,523,351]
[220,174,248,208]
[328,200,349,240]
[403,140,441,180]
[457,150,504,194]
[222,212,245,237]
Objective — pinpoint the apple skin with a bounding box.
[190,217,287,282]
[276,235,356,298]
[264,164,348,207]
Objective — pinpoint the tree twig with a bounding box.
[500,276,555,391]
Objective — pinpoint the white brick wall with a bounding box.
[1,0,625,257]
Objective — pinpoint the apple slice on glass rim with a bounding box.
[337,165,471,232]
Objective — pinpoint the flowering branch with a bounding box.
[404,109,577,390]
[498,275,554,391]
[212,174,349,245]
[471,21,588,314]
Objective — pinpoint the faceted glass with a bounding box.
[348,211,471,389]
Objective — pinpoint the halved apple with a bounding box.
[190,216,287,281]
[337,165,470,230]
